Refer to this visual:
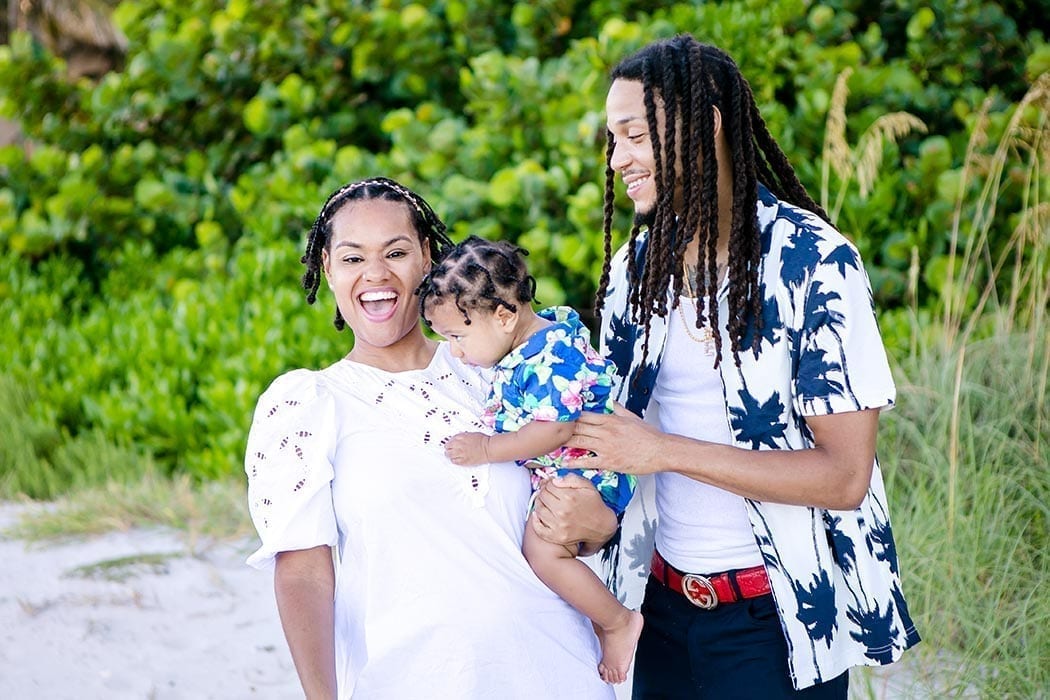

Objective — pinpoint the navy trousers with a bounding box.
[632,577,849,699]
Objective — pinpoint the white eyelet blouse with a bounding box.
[245,342,613,699]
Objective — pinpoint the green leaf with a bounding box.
[195,220,224,248]
[906,7,936,41]
[487,168,521,208]
[134,179,175,210]
[243,96,272,135]
[533,276,566,307]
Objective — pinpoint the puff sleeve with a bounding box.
[244,369,338,570]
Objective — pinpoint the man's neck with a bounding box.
[683,258,728,292]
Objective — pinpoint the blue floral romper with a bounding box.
[484,306,636,516]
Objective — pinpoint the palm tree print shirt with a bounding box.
[599,185,920,690]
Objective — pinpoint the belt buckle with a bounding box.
[681,573,718,609]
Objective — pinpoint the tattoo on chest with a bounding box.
[683,262,727,294]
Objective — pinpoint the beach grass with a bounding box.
[64,551,181,583]
[2,471,252,552]
[850,323,1049,698]
[854,76,1049,696]
[0,373,162,501]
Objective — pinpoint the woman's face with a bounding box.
[322,199,430,358]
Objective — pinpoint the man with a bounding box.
[567,35,920,698]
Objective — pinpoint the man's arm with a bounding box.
[567,403,879,510]
[274,546,337,700]
[444,421,575,466]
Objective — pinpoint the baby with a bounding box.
[419,235,643,684]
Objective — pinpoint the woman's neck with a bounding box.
[346,331,437,373]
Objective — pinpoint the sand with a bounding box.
[0,503,299,700]
[0,501,926,699]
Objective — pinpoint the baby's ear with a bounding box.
[494,304,517,330]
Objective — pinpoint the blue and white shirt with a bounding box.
[599,185,920,689]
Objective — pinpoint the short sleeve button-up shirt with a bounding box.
[599,185,920,689]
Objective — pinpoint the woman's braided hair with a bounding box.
[596,35,831,368]
[301,176,454,330]
[418,235,537,327]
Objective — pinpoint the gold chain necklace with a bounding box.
[678,260,715,355]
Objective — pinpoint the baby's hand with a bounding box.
[444,432,490,466]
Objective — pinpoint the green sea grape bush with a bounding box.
[776,0,1047,313]
[0,0,1045,490]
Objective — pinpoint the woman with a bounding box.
[244,177,617,699]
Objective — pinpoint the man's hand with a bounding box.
[532,474,617,555]
[565,402,665,475]
[444,431,490,466]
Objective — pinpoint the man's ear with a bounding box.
[711,106,722,137]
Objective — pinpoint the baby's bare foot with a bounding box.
[596,610,643,684]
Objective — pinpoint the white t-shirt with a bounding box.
[650,295,763,574]
[245,343,612,699]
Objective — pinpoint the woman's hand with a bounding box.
[565,402,666,475]
[531,474,618,555]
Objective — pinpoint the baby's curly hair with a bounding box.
[419,235,537,326]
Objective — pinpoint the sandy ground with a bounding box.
[0,503,300,700]
[0,501,928,700]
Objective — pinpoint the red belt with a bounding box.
[650,549,771,610]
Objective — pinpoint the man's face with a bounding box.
[607,78,698,230]
[606,79,658,221]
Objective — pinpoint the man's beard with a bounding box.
[635,205,686,250]
[633,206,656,230]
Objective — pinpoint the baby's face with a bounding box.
[426,301,513,368]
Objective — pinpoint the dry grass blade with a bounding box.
[855,113,928,198]
[821,67,854,214]
[820,67,926,222]
[946,73,1050,348]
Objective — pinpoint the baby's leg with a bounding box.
[523,512,643,684]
